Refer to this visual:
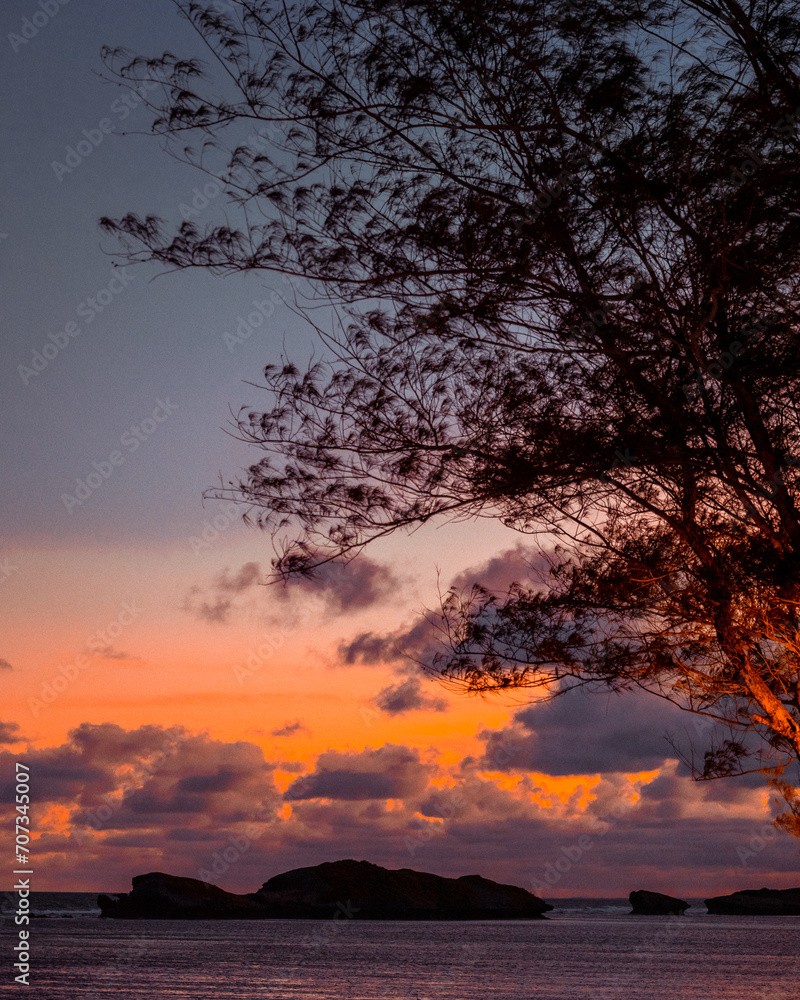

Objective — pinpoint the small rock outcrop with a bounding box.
[704,887,800,915]
[98,873,268,919]
[98,860,553,920]
[629,890,690,915]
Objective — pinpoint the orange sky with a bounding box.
[3,519,796,898]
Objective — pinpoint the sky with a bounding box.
[1,0,798,899]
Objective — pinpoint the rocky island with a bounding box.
[98,859,554,920]
[704,887,800,915]
[629,890,689,915]
[99,872,268,919]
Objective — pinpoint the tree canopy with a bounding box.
[102,0,800,830]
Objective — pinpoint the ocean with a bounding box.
[1,893,798,998]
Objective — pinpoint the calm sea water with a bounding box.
[1,893,798,999]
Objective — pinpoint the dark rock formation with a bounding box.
[629,890,689,915]
[253,859,553,919]
[704,887,800,915]
[98,873,269,919]
[99,860,553,920]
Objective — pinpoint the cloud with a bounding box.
[339,630,402,665]
[477,686,694,776]
[182,586,233,624]
[284,744,432,801]
[176,769,240,794]
[0,723,183,807]
[448,543,550,594]
[215,562,262,593]
[114,736,279,822]
[270,721,310,738]
[276,557,401,614]
[182,586,235,625]
[185,556,400,626]
[92,646,139,661]
[182,562,263,624]
[7,722,795,900]
[338,617,438,667]
[373,677,447,716]
[68,722,179,765]
[0,720,23,744]
[337,545,547,669]
[0,723,280,827]
[0,658,13,670]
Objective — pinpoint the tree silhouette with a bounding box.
[101,0,800,823]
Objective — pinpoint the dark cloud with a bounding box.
[277,760,306,773]
[184,556,398,624]
[284,744,431,801]
[0,747,112,806]
[112,736,279,823]
[176,769,240,793]
[374,677,447,716]
[0,723,280,832]
[478,686,694,776]
[271,721,310,738]
[68,722,179,764]
[338,617,437,667]
[339,630,402,665]
[124,790,207,814]
[0,658,13,671]
[337,546,548,668]
[638,759,770,810]
[0,720,23,744]
[448,543,550,594]
[289,771,404,800]
[0,723,179,806]
[277,557,400,614]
